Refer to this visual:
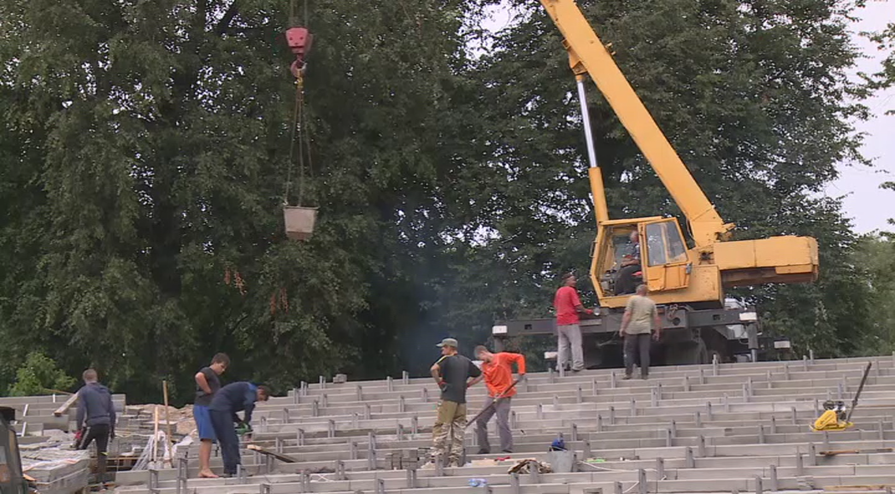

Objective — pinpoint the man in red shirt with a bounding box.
[469,346,526,454]
[553,273,593,372]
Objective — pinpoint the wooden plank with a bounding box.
[821,448,893,457]
[824,485,892,491]
[52,392,79,417]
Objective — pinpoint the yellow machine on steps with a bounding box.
[811,362,872,432]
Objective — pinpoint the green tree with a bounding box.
[867,21,895,113]
[8,352,77,397]
[0,0,480,402]
[852,232,895,354]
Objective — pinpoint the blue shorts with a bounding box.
[194,405,216,441]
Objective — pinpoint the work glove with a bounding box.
[235,421,253,436]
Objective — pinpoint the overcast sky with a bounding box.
[481,1,895,234]
[827,0,894,234]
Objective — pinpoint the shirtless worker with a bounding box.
[429,338,482,467]
[193,353,230,478]
[468,346,526,454]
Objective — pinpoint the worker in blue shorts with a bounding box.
[193,353,229,478]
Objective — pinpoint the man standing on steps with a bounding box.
[469,345,526,454]
[208,382,271,477]
[76,369,116,490]
[429,338,482,467]
[620,284,661,379]
[553,273,594,373]
[193,353,230,478]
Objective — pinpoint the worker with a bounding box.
[429,338,482,467]
[469,345,526,454]
[75,369,116,490]
[193,353,230,478]
[553,273,593,373]
[620,284,661,379]
[615,231,642,295]
[208,382,271,477]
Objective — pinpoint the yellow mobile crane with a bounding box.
[493,0,819,366]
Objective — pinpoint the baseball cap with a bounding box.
[436,338,458,348]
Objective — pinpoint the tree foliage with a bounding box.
[867,20,895,114]
[0,0,480,403]
[852,232,895,354]
[8,352,77,397]
[0,0,887,402]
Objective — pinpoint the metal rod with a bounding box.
[846,361,873,423]
[576,78,599,170]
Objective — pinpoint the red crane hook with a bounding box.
[285,27,313,78]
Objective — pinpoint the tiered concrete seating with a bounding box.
[0,393,127,444]
[114,356,895,494]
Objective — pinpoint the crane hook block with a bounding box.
[286,27,313,65]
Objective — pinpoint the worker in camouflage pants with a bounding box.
[430,338,482,467]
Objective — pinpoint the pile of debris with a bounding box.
[125,404,197,438]
[19,433,91,494]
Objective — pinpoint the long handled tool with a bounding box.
[821,447,893,457]
[247,443,298,463]
[465,378,522,429]
[845,361,873,424]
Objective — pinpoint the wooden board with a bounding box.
[53,393,79,417]
[825,485,893,491]
[246,443,298,463]
[821,448,893,457]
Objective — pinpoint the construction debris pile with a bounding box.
[0,392,202,493]
[126,404,197,438]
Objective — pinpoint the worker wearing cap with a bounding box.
[468,345,526,454]
[429,338,482,467]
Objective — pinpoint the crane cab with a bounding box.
[591,217,695,307]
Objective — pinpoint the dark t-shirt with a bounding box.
[436,354,482,404]
[195,367,221,407]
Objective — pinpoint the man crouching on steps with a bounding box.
[468,346,525,454]
[429,338,481,467]
[208,382,271,477]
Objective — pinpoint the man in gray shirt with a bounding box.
[620,284,662,379]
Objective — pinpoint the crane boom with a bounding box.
[539,0,733,247]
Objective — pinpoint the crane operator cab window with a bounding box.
[642,219,690,291]
[598,227,643,296]
[597,220,690,296]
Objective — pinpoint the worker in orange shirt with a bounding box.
[468,346,526,454]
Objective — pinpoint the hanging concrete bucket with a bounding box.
[283,206,318,241]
